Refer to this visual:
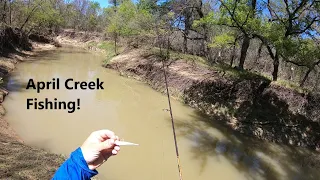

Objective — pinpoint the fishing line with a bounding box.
[161,58,183,180]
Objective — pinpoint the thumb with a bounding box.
[99,139,115,151]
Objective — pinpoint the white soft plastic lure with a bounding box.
[115,141,139,146]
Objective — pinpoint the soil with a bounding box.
[56,29,102,48]
[105,49,320,151]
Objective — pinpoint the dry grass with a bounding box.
[0,134,65,179]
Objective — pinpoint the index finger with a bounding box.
[94,130,116,141]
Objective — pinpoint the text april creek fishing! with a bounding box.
[25,78,104,113]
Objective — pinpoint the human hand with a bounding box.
[80,130,120,170]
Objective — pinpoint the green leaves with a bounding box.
[217,0,262,33]
[193,12,216,28]
[283,38,320,67]
[210,33,237,48]
[106,0,155,38]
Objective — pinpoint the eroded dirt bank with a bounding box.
[0,43,65,179]
[105,49,320,150]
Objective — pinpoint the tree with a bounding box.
[216,0,261,69]
[207,0,320,81]
[282,39,320,87]
[106,0,154,54]
[86,2,100,31]
[257,0,320,81]
[106,0,122,54]
[1,0,320,90]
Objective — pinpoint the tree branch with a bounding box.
[218,0,248,35]
[266,0,286,25]
[289,17,319,35]
[292,0,308,15]
[284,59,308,67]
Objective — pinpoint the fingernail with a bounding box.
[112,149,117,155]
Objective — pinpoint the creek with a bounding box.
[3,47,319,180]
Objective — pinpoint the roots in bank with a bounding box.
[27,98,80,113]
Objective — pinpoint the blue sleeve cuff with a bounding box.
[71,147,98,178]
[52,147,98,180]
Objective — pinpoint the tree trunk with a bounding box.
[312,71,320,91]
[113,0,118,55]
[2,0,7,23]
[255,42,263,64]
[300,60,320,87]
[230,48,236,67]
[238,0,256,69]
[182,11,190,54]
[9,0,11,25]
[114,33,117,55]
[230,37,238,66]
[183,31,188,53]
[272,52,279,81]
[265,44,279,81]
[195,0,208,57]
[239,35,250,69]
[300,68,312,87]
[20,5,38,31]
[166,36,170,60]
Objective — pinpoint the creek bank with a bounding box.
[56,29,105,51]
[105,49,320,150]
[0,40,65,178]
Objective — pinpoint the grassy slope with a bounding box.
[101,45,308,94]
[148,47,309,93]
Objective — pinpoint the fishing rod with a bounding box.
[161,47,183,180]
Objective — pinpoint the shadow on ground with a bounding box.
[172,110,320,180]
[184,78,320,149]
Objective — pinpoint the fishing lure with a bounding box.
[115,140,139,146]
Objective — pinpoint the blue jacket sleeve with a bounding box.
[52,147,98,180]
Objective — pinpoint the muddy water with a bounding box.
[3,47,319,180]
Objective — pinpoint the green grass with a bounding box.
[211,63,272,81]
[87,41,125,65]
[273,79,309,93]
[87,41,98,47]
[103,53,116,65]
[98,41,117,65]
[149,47,208,65]
[148,48,271,81]
[213,64,310,93]
[97,41,114,51]
[212,64,311,93]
